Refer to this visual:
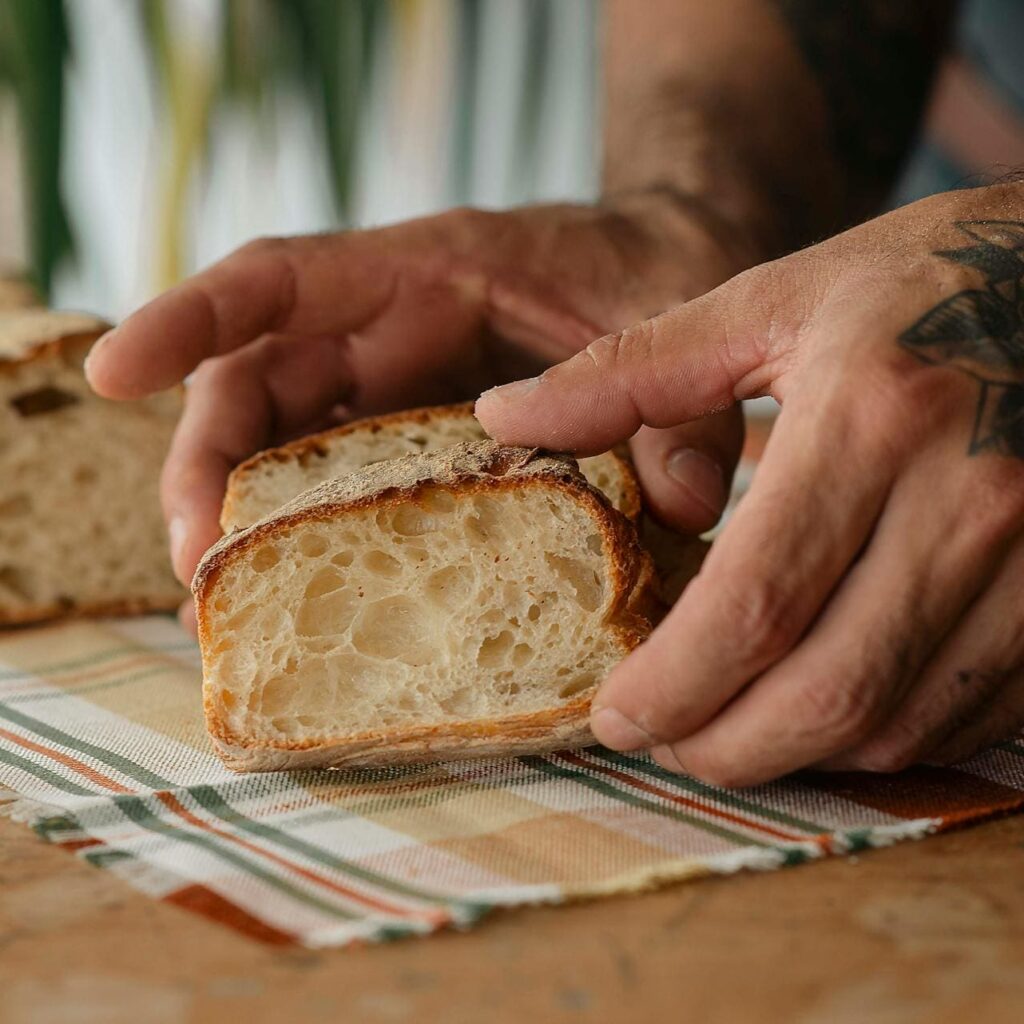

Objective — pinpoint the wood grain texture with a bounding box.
[2,812,1023,1023]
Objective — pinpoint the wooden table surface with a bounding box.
[2,810,1023,1024]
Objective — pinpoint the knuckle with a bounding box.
[713,578,803,664]
[968,462,1024,539]
[584,320,657,376]
[842,361,937,463]
[794,673,882,750]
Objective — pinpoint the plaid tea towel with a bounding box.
[1,614,1023,948]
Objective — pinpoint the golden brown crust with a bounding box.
[0,311,110,368]
[221,402,644,530]
[228,401,477,477]
[212,708,597,771]
[197,441,652,770]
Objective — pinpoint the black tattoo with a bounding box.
[900,221,1024,458]
[769,2,955,218]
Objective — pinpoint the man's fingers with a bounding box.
[825,536,1024,772]
[178,598,198,635]
[657,450,1011,785]
[926,669,1024,766]
[86,233,395,399]
[628,409,744,534]
[163,446,235,587]
[160,336,354,584]
[475,269,785,454]
[589,394,890,754]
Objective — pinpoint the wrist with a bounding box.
[601,185,775,284]
[601,1,844,265]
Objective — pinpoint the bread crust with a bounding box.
[0,311,110,367]
[196,442,653,771]
[0,593,185,628]
[221,401,643,529]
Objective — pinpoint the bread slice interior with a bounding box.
[197,442,650,770]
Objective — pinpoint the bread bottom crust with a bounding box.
[0,591,185,628]
[213,717,596,772]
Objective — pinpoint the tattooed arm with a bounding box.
[604,0,956,255]
[480,179,1024,782]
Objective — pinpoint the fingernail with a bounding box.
[83,329,115,379]
[169,517,189,585]
[665,448,726,517]
[479,375,542,403]
[591,706,655,751]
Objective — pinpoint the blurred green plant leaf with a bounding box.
[0,0,72,298]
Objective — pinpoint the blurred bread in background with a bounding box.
[0,308,184,624]
[0,274,39,311]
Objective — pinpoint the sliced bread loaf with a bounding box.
[196,441,653,771]
[0,310,185,623]
[220,402,641,531]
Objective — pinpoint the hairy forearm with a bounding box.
[602,0,954,261]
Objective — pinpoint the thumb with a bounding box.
[630,409,745,534]
[474,274,772,454]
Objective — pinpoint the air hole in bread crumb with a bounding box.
[304,567,345,599]
[250,545,280,572]
[438,687,474,715]
[224,604,258,631]
[295,588,359,637]
[476,630,514,668]
[558,672,597,698]
[363,550,401,578]
[421,489,455,513]
[331,550,354,568]
[512,642,533,667]
[389,506,438,536]
[545,553,603,612]
[298,533,329,557]
[424,566,472,608]
[352,596,436,664]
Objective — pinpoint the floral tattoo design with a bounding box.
[900,220,1024,459]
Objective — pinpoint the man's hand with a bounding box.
[85,196,749,608]
[477,183,1024,784]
